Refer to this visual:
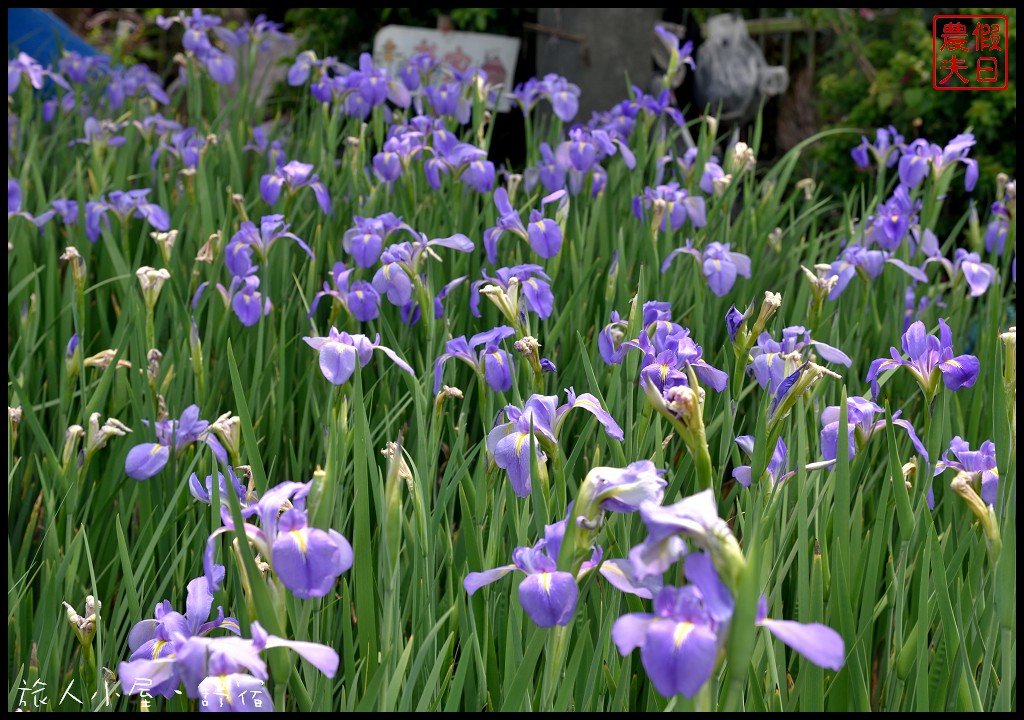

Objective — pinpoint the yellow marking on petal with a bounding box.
[364,233,372,242]
[383,265,392,280]
[660,364,670,381]
[221,620,240,631]
[490,352,504,366]
[945,359,963,370]
[712,259,722,270]
[527,279,539,289]
[152,640,168,659]
[355,290,364,300]
[290,529,308,554]
[891,214,900,223]
[150,444,164,456]
[217,675,235,705]
[540,572,553,593]
[673,621,695,649]
[515,432,531,457]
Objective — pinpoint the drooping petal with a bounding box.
[464,565,518,595]
[611,612,656,654]
[196,673,274,712]
[518,571,578,627]
[317,341,358,385]
[761,618,846,670]
[938,354,980,391]
[640,618,719,698]
[125,443,171,480]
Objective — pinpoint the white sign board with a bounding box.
[373,25,521,110]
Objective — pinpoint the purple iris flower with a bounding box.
[732,436,793,488]
[125,405,228,480]
[303,328,414,385]
[819,396,929,464]
[259,160,331,214]
[662,240,751,297]
[627,490,737,581]
[58,51,110,85]
[151,127,206,170]
[525,142,568,194]
[749,326,851,395]
[924,248,998,297]
[633,183,707,231]
[342,213,416,268]
[309,262,381,322]
[487,390,623,496]
[51,198,79,225]
[624,319,729,393]
[453,144,496,193]
[653,24,696,73]
[559,126,636,175]
[119,570,240,698]
[133,113,184,139]
[484,187,568,263]
[204,480,354,600]
[986,218,1009,255]
[865,319,980,400]
[617,537,844,699]
[337,53,411,118]
[70,117,127,149]
[8,179,54,230]
[157,9,236,85]
[106,64,169,109]
[509,77,544,114]
[189,467,256,518]
[398,52,437,91]
[195,275,273,327]
[598,311,630,365]
[85,189,170,243]
[865,185,921,251]
[371,233,474,308]
[934,436,999,505]
[851,125,904,169]
[433,326,516,393]
[8,52,70,94]
[985,179,1014,255]
[825,244,928,299]
[579,460,668,516]
[464,516,579,627]
[611,554,731,699]
[899,133,978,192]
[400,275,467,327]
[225,215,313,278]
[540,73,582,122]
[121,618,338,705]
[470,264,555,321]
[624,86,685,127]
[243,126,287,169]
[425,81,471,123]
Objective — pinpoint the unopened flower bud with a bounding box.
[84,349,131,370]
[767,227,783,253]
[136,266,171,311]
[62,424,85,470]
[196,231,221,264]
[796,177,816,201]
[950,471,1001,560]
[150,229,178,264]
[60,246,87,288]
[211,412,241,462]
[63,595,100,646]
[750,291,782,338]
[86,412,131,460]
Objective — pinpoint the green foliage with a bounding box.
[802,7,1016,196]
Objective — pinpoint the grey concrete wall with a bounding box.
[536,8,660,121]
